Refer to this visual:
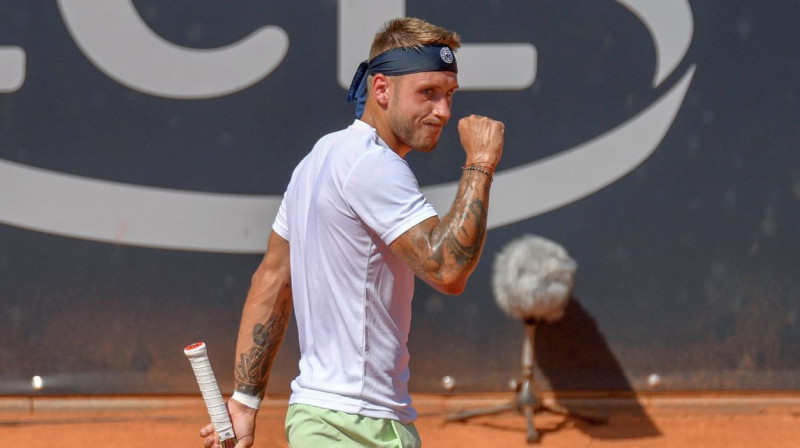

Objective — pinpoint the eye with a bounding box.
[420,88,434,98]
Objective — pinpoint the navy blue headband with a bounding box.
[346,44,458,118]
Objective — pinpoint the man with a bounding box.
[201,17,504,447]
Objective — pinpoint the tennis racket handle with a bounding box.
[184,342,238,447]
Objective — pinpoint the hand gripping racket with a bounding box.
[184,342,238,448]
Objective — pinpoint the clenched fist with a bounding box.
[458,115,505,171]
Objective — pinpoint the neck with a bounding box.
[360,105,411,158]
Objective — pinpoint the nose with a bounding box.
[432,96,452,123]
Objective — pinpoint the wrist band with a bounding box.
[462,164,494,182]
[231,391,262,410]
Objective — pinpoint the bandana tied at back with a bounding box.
[346,44,458,118]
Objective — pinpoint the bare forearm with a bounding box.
[233,233,292,399]
[233,286,291,398]
[432,168,490,271]
[399,168,491,293]
[391,115,503,294]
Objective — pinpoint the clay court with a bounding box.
[2,392,798,447]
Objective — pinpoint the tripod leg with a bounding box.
[445,401,515,422]
[522,324,540,443]
[541,401,569,415]
[524,407,540,443]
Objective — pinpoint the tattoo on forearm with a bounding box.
[396,170,490,283]
[445,199,486,266]
[234,295,291,398]
[427,173,488,268]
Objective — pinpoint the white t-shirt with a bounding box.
[273,120,438,423]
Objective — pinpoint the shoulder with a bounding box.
[313,125,351,150]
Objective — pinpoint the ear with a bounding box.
[371,74,391,107]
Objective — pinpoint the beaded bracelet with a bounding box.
[462,164,494,182]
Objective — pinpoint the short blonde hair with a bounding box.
[369,17,461,60]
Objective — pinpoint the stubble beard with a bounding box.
[388,112,441,153]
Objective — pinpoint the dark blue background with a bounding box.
[1,0,798,395]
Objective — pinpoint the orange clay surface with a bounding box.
[1,392,799,447]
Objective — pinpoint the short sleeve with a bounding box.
[344,151,437,245]
[272,191,289,241]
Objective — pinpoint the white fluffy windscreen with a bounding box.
[492,235,577,323]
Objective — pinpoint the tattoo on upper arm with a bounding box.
[418,198,486,272]
[396,225,435,272]
[234,295,292,398]
[396,173,489,282]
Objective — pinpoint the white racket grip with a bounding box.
[184,342,237,445]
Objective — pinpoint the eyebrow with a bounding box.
[417,81,459,92]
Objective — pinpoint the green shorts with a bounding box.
[285,403,421,448]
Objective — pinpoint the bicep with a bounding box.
[390,215,464,294]
[252,231,292,296]
[264,231,290,272]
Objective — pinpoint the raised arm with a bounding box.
[390,115,504,295]
[200,230,292,448]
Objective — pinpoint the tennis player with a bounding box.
[201,17,504,448]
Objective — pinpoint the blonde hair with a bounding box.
[369,17,462,60]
